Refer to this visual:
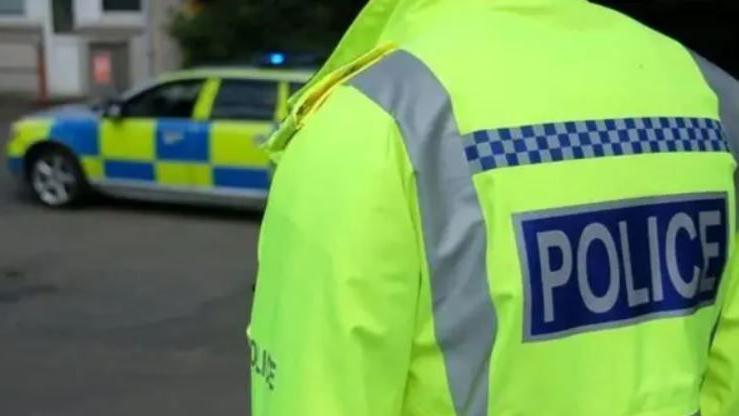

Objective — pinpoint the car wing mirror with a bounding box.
[104,99,124,119]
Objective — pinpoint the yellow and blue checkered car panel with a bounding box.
[8,69,313,196]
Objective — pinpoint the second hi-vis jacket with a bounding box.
[249,0,739,415]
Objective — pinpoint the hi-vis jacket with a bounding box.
[249,0,739,415]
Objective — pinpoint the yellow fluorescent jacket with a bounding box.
[250,0,739,415]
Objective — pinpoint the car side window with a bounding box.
[210,79,278,121]
[289,82,306,96]
[124,80,204,119]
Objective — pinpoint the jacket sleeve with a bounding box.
[702,231,739,416]
[701,129,738,414]
[691,52,739,416]
[248,85,421,416]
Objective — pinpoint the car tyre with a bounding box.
[28,148,87,208]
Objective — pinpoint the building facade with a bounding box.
[0,0,183,100]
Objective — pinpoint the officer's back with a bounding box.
[250,1,739,415]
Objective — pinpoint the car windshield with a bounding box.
[89,77,176,114]
[119,78,162,101]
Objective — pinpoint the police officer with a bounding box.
[249,0,739,415]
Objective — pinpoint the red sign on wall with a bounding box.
[92,51,112,85]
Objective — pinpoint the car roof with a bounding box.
[161,67,315,83]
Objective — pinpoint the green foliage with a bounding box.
[169,0,365,67]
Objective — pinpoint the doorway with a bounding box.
[89,41,130,98]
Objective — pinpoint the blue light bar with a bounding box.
[269,53,286,66]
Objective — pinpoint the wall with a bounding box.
[23,1,46,22]
[0,0,45,97]
[46,36,85,98]
[130,33,150,86]
[0,0,185,98]
[0,40,38,94]
[0,0,44,25]
[75,0,144,28]
[72,0,147,97]
[148,0,184,76]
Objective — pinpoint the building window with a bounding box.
[0,0,24,15]
[52,0,74,33]
[102,0,142,12]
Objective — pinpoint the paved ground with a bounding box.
[0,101,258,415]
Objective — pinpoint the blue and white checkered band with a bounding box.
[463,117,730,172]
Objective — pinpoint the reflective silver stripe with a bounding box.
[350,51,496,415]
[690,52,739,232]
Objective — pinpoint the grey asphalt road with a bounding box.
[0,102,258,415]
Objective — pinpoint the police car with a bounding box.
[5,65,312,208]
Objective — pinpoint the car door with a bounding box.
[206,78,279,196]
[100,79,207,189]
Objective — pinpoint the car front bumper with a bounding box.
[7,156,23,178]
[6,122,25,179]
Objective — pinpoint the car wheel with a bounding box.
[28,148,86,208]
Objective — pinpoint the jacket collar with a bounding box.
[299,0,584,103]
